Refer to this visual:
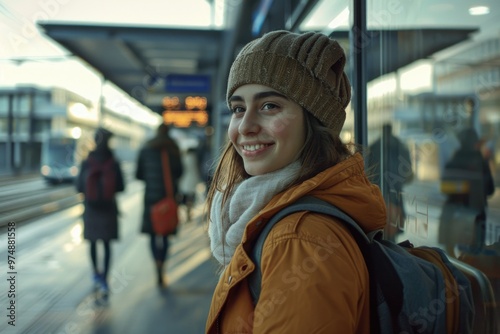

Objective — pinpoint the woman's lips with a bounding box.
[240,143,273,157]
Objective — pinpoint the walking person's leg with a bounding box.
[149,234,170,287]
[101,240,111,295]
[474,211,487,252]
[150,234,163,286]
[185,193,195,222]
[89,240,101,289]
[157,235,169,286]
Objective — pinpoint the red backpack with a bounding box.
[85,156,116,207]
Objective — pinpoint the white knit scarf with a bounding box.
[208,161,301,269]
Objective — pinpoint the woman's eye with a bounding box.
[261,103,278,111]
[231,106,245,114]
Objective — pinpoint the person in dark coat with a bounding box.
[76,127,125,296]
[367,123,413,241]
[439,127,495,254]
[136,123,184,287]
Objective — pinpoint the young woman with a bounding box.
[76,127,125,298]
[136,124,184,287]
[205,30,387,333]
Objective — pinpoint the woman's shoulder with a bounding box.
[262,210,357,252]
[257,210,367,281]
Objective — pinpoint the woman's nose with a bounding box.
[238,110,261,135]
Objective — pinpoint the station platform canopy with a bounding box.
[39,23,223,114]
[39,19,476,115]
[328,28,477,83]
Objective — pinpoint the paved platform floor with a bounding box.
[1,176,499,334]
[0,180,218,334]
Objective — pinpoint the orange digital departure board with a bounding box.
[162,96,209,127]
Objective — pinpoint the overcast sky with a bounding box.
[0,0,219,59]
[1,0,498,105]
[0,0,222,102]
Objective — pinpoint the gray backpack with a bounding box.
[249,196,475,334]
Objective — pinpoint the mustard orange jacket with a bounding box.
[206,153,387,334]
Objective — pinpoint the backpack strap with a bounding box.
[249,196,378,304]
[160,150,175,200]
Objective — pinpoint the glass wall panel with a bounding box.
[12,118,30,134]
[363,0,500,244]
[0,118,8,134]
[365,1,500,329]
[13,94,31,117]
[0,95,8,116]
[33,119,51,135]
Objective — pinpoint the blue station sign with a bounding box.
[165,74,211,93]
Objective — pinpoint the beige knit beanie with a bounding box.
[227,30,351,135]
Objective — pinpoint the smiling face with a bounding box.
[228,84,306,176]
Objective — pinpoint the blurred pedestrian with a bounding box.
[76,127,125,298]
[439,127,495,255]
[367,123,413,241]
[205,30,386,333]
[197,133,215,193]
[136,123,183,287]
[179,146,202,222]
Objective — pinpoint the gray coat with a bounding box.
[136,135,183,235]
[76,148,125,241]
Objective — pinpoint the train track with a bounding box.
[0,173,40,187]
[0,164,136,227]
[0,185,82,227]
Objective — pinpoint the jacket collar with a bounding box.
[240,153,386,245]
